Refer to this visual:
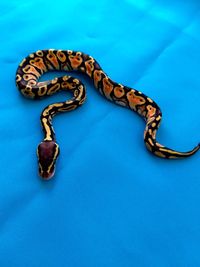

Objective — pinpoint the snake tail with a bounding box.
[144,114,200,158]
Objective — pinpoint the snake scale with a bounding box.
[16,49,199,179]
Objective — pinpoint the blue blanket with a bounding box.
[1,0,200,266]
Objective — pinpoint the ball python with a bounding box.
[16,49,199,180]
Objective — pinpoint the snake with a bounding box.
[16,49,199,180]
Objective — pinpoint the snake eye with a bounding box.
[37,140,60,180]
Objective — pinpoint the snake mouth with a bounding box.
[40,169,55,180]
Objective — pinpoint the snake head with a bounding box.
[37,141,60,180]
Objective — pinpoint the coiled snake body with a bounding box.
[16,49,199,179]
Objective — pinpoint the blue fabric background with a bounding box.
[1,0,200,266]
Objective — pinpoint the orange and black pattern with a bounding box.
[16,49,199,179]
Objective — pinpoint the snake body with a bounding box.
[16,49,199,179]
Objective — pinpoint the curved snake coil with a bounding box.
[16,49,199,180]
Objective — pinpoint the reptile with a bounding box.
[16,49,199,179]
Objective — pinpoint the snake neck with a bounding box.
[40,112,55,141]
